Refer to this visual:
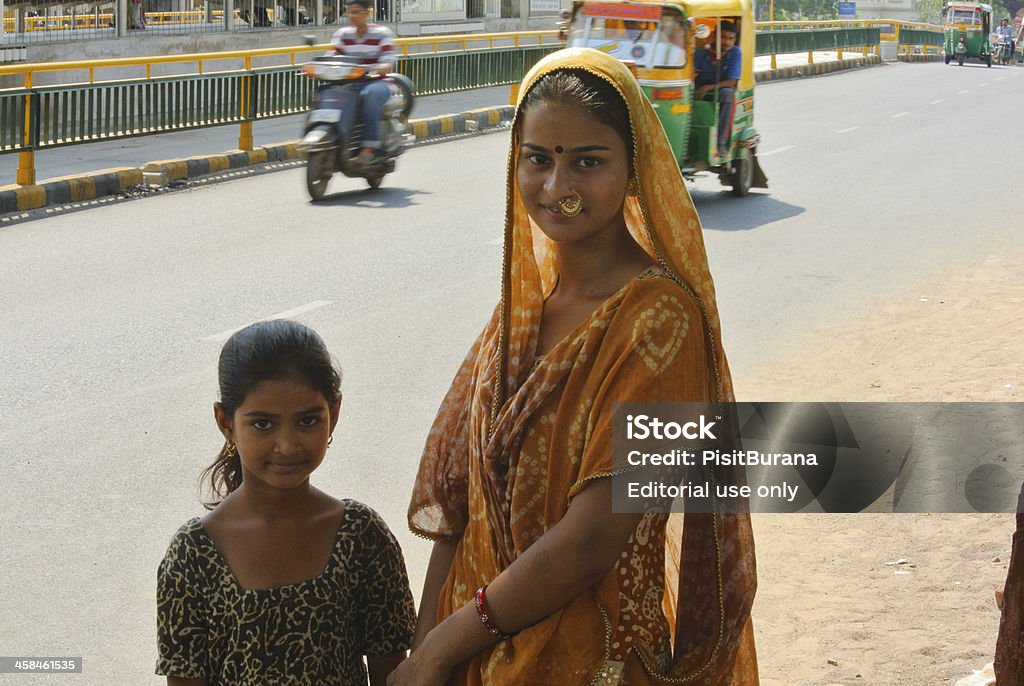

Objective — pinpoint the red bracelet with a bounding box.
[474,585,512,639]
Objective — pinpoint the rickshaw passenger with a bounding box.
[695,20,741,152]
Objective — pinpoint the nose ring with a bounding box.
[558,191,583,217]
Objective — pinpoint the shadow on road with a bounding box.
[310,185,430,209]
[689,189,805,232]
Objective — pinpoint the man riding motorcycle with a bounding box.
[330,0,396,167]
[996,18,1014,63]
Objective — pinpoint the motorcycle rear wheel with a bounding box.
[366,173,385,189]
[306,151,332,201]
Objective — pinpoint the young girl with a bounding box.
[157,319,415,686]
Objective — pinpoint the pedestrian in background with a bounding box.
[129,0,146,29]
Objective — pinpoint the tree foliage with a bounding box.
[764,0,839,20]
[914,0,943,23]
[757,0,1023,22]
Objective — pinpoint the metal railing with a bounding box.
[0,35,561,183]
[0,23,941,185]
[756,19,943,65]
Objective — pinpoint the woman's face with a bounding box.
[516,100,631,246]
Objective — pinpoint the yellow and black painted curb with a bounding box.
[409,106,515,139]
[1,107,515,215]
[0,168,143,213]
[898,53,944,62]
[756,55,883,82]
[141,142,303,186]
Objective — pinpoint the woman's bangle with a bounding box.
[474,585,512,640]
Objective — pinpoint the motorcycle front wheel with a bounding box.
[306,151,332,201]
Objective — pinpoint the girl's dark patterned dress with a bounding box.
[157,500,415,685]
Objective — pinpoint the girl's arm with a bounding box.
[368,652,406,686]
[167,678,208,685]
[388,479,642,686]
[411,536,461,650]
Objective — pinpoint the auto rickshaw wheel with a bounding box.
[306,150,331,201]
[958,54,965,66]
[945,53,951,64]
[730,155,753,197]
[986,54,992,67]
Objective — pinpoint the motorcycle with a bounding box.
[993,34,1012,65]
[299,51,414,200]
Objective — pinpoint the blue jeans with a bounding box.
[338,80,391,150]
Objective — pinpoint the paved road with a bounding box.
[1,61,1022,683]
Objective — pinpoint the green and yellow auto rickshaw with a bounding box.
[943,1,993,66]
[563,0,766,195]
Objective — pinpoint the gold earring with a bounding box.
[626,177,639,197]
[558,191,583,217]
[327,435,334,447]
[224,441,236,458]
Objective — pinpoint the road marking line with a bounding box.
[838,126,860,134]
[759,145,794,157]
[891,111,910,118]
[203,300,334,342]
[930,99,944,104]
[996,77,1006,81]
[958,89,970,94]
[979,83,989,87]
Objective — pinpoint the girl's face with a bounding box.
[217,377,340,492]
[516,100,631,246]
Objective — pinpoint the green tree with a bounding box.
[914,0,943,23]
[772,0,838,19]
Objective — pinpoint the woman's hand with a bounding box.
[385,650,452,686]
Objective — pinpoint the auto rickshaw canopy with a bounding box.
[943,1,993,26]
[573,0,757,89]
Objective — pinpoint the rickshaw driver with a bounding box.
[694,20,741,154]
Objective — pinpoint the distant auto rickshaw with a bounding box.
[943,1,993,66]
[563,0,767,196]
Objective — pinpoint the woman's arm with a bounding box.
[368,652,406,686]
[388,478,642,686]
[411,536,461,650]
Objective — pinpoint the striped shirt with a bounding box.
[331,24,396,65]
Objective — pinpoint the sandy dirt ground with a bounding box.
[735,251,1022,685]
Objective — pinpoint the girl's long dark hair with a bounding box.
[199,319,342,509]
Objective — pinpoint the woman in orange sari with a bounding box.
[390,48,757,686]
